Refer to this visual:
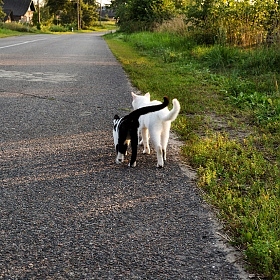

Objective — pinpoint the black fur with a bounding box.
[114,96,169,167]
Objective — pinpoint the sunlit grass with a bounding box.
[0,20,117,38]
[105,31,280,279]
[0,28,21,38]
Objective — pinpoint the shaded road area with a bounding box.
[0,33,248,279]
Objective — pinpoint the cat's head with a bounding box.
[131,92,150,109]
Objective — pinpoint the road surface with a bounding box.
[0,33,248,279]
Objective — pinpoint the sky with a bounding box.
[39,0,112,5]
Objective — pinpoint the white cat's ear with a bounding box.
[145,92,150,100]
[131,92,137,100]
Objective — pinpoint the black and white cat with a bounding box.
[113,96,169,167]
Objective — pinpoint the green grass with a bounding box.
[0,22,40,37]
[105,31,280,279]
[0,21,117,38]
[0,28,22,38]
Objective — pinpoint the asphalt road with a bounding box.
[0,33,249,279]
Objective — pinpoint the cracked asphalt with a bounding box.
[0,33,249,279]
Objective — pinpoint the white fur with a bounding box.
[131,92,180,168]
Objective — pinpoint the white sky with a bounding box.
[101,0,112,4]
[39,0,112,5]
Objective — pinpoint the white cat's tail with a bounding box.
[161,98,180,122]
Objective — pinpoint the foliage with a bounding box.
[0,26,22,37]
[110,0,178,31]
[0,0,5,21]
[183,133,280,279]
[108,0,280,45]
[33,4,53,27]
[48,24,70,32]
[46,0,98,28]
[0,22,38,33]
[0,19,116,36]
[185,0,280,46]
[105,30,280,278]
[47,0,69,15]
[81,2,98,28]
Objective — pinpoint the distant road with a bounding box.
[0,33,248,279]
[0,33,131,141]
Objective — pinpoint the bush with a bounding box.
[0,22,37,33]
[49,25,70,32]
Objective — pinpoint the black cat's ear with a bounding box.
[114,114,120,120]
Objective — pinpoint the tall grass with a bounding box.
[0,20,117,37]
[0,22,38,33]
[105,30,280,279]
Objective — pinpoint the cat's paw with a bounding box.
[143,148,150,154]
[128,162,137,167]
[116,153,124,164]
[157,160,164,168]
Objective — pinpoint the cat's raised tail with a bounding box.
[161,98,180,122]
[128,96,169,121]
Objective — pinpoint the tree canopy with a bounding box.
[111,0,178,31]
[185,0,280,45]
[111,0,280,44]
[45,0,98,28]
[0,0,5,21]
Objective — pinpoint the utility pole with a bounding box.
[77,0,80,30]
[99,1,102,26]
[37,0,40,24]
[97,1,102,26]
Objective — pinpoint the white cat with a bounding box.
[131,92,180,168]
[113,97,169,167]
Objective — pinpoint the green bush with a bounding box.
[0,22,37,33]
[49,25,70,32]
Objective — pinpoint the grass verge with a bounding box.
[105,31,280,279]
[0,21,117,38]
[0,28,23,38]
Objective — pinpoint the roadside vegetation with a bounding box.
[0,20,116,38]
[0,22,40,37]
[104,1,280,278]
[0,0,116,38]
[104,11,280,280]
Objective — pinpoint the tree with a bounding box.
[0,0,6,21]
[47,0,69,15]
[81,2,98,28]
[111,0,176,31]
[185,0,280,46]
[46,0,98,28]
